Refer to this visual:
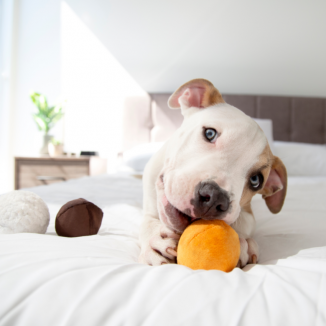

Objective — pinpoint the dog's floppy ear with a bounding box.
[168,79,224,114]
[260,156,287,214]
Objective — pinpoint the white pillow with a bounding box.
[274,141,326,176]
[122,142,165,173]
[253,118,274,152]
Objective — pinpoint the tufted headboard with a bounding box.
[123,93,326,151]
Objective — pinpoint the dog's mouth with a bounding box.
[163,198,199,233]
[158,173,199,232]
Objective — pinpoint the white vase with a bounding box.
[40,135,53,155]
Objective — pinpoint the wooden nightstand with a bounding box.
[14,156,107,189]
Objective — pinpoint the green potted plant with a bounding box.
[48,138,64,157]
[30,92,64,155]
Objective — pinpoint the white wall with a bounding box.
[61,2,145,162]
[13,0,61,156]
[2,0,326,193]
[0,0,61,193]
[65,0,326,97]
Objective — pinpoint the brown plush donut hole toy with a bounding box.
[55,198,103,237]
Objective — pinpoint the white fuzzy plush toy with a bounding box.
[0,191,50,234]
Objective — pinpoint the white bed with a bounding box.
[2,90,326,325]
[1,169,326,325]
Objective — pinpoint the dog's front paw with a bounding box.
[237,238,259,268]
[139,225,180,266]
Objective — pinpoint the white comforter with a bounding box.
[1,174,326,326]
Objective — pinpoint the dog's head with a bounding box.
[156,79,287,233]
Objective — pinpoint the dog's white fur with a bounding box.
[139,79,287,267]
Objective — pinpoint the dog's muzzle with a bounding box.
[191,181,230,219]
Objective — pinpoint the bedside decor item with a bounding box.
[48,139,64,157]
[30,92,64,155]
[40,134,53,155]
[80,151,99,156]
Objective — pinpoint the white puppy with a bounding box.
[139,79,287,267]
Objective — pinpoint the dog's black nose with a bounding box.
[191,181,230,219]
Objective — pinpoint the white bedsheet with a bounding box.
[1,174,326,326]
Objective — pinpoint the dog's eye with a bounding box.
[204,128,218,142]
[249,174,263,190]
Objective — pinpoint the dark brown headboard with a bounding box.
[123,93,326,151]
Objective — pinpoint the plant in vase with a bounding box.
[48,139,64,157]
[30,92,64,155]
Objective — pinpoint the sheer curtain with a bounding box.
[0,0,16,194]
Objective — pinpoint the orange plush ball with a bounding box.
[177,220,240,272]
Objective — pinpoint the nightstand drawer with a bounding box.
[15,157,90,189]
